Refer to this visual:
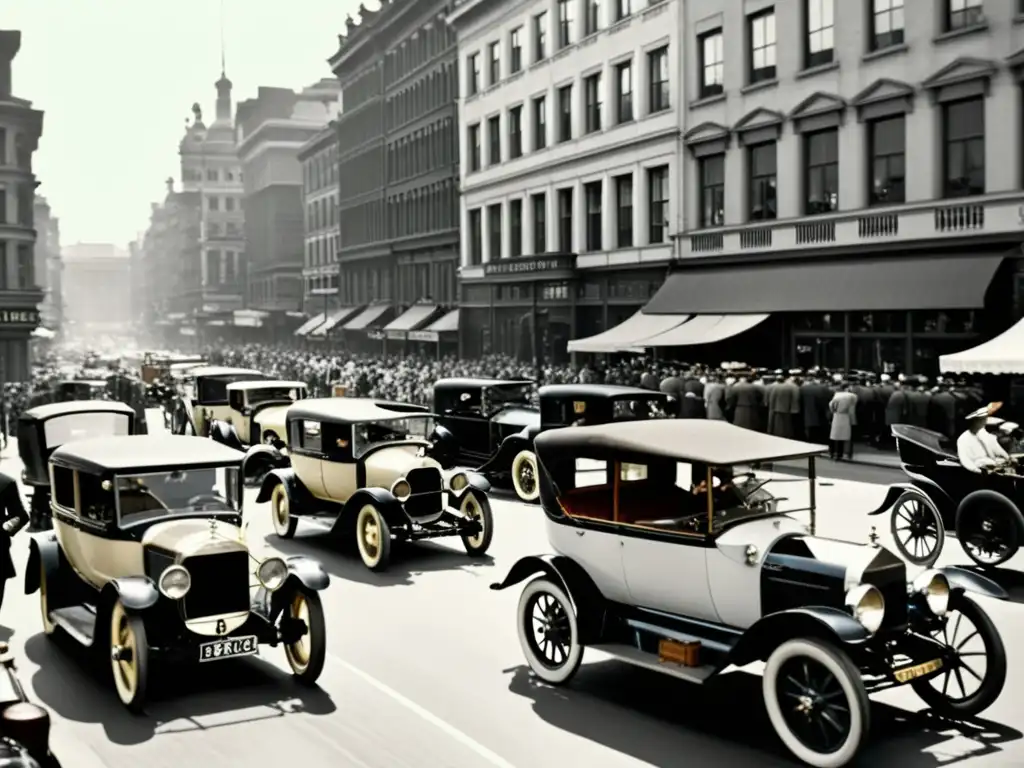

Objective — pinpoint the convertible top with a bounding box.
[186,366,265,379]
[21,400,135,422]
[535,420,827,465]
[51,435,244,473]
[288,397,435,424]
[538,384,667,400]
[226,380,306,391]
[434,378,533,390]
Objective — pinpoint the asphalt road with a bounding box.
[1,419,1023,767]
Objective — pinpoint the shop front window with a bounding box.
[851,337,905,373]
[913,310,976,334]
[792,312,842,332]
[794,337,844,371]
[577,281,601,300]
[850,311,906,334]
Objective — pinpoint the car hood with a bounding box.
[141,517,247,560]
[492,407,541,428]
[254,404,290,437]
[364,444,443,490]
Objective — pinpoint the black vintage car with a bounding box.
[53,380,108,403]
[432,379,670,502]
[0,642,61,767]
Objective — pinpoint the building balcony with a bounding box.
[677,192,1024,259]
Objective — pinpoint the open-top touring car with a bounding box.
[254,398,493,571]
[169,366,270,437]
[493,419,1008,768]
[26,435,330,712]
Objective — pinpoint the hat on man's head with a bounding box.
[967,401,1003,420]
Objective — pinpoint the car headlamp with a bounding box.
[158,565,191,600]
[912,570,950,616]
[257,557,288,592]
[391,478,412,502]
[449,472,469,492]
[845,584,885,634]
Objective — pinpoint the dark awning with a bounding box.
[644,255,1003,314]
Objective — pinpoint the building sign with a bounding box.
[0,308,40,328]
[408,331,439,342]
[367,330,385,340]
[483,253,575,276]
[385,330,406,340]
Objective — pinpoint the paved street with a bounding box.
[1,420,1023,767]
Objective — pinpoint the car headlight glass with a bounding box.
[845,584,885,634]
[449,472,469,492]
[391,478,412,502]
[159,565,191,600]
[257,557,288,591]
[913,570,950,616]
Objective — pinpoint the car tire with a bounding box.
[262,431,280,445]
[459,492,493,557]
[283,589,327,686]
[511,450,540,503]
[955,493,1021,568]
[890,491,945,568]
[109,600,149,714]
[516,578,583,686]
[38,560,56,637]
[355,504,392,571]
[271,484,298,539]
[763,638,870,768]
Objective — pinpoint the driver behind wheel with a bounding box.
[958,404,1010,474]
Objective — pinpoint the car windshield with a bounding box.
[352,416,435,457]
[43,412,130,448]
[611,398,671,421]
[115,467,240,526]
[484,384,533,411]
[248,386,303,406]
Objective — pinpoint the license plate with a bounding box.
[894,658,943,683]
[198,635,258,662]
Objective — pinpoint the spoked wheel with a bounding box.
[890,491,945,567]
[459,492,493,557]
[283,589,326,685]
[911,594,1006,718]
[763,639,870,768]
[355,504,392,571]
[110,600,149,713]
[511,450,540,503]
[270,484,297,539]
[516,578,583,685]
[955,502,1020,568]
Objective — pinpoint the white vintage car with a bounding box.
[253,398,493,571]
[493,420,1009,768]
[171,366,270,437]
[27,435,330,711]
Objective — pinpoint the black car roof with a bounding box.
[21,400,136,422]
[51,435,244,474]
[433,378,534,390]
[538,384,667,399]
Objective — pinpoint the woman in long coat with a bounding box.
[829,384,858,460]
[0,470,28,613]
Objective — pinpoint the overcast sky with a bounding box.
[5,0,372,247]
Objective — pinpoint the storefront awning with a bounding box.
[294,312,327,337]
[311,307,358,337]
[383,304,440,339]
[640,314,769,347]
[941,319,1024,375]
[644,255,1004,314]
[409,309,460,342]
[233,309,269,328]
[567,311,691,353]
[344,304,392,331]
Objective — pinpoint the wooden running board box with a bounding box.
[658,638,701,667]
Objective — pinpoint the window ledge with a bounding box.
[862,43,909,63]
[689,93,726,110]
[933,21,989,44]
[796,60,839,80]
[740,78,778,95]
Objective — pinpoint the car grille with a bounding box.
[861,551,908,631]
[404,467,443,518]
[182,551,251,619]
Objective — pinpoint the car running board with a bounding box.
[49,605,98,647]
[590,643,719,685]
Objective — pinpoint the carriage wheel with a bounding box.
[956,501,1020,568]
[890,491,945,567]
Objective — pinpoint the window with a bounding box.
[616,174,634,247]
[467,53,480,95]
[488,204,502,260]
[510,27,523,73]
[699,155,725,228]
[488,42,500,85]
[534,12,547,61]
[748,143,777,221]
[805,129,839,214]
[509,105,523,159]
[225,196,235,211]
[943,99,984,198]
[207,196,219,211]
[699,30,724,99]
[510,199,523,257]
[584,73,602,133]
[468,208,483,264]
[557,84,573,143]
[585,0,601,36]
[868,116,905,205]
[301,420,322,452]
[52,466,75,509]
[584,181,602,251]
[533,95,547,150]
[206,168,218,181]
[947,0,983,31]
[532,193,547,253]
[870,0,904,51]
[748,9,776,84]
[487,115,501,166]
[615,0,632,22]
[0,128,5,165]
[557,0,574,49]
[468,123,481,171]
[557,188,574,252]
[616,60,634,123]
[647,166,668,244]
[804,0,834,68]
[647,47,669,113]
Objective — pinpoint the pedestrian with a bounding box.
[828,381,858,461]
[0,467,28,614]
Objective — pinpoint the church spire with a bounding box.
[214,0,232,120]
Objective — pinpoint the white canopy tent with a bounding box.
[940,318,1024,374]
[566,311,690,353]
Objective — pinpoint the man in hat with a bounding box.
[957,403,1011,473]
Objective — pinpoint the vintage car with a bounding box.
[493,420,1008,768]
[432,379,671,503]
[869,421,1024,569]
[140,353,206,384]
[170,366,270,437]
[254,398,493,571]
[26,435,330,711]
[53,380,108,403]
[0,642,61,767]
[17,401,137,531]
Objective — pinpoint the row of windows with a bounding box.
[387,180,459,240]
[384,17,455,89]
[306,194,339,233]
[465,166,668,264]
[339,267,393,305]
[339,199,386,249]
[303,147,339,194]
[203,250,240,287]
[387,118,456,184]
[305,233,339,269]
[338,145,385,203]
[342,66,382,114]
[466,48,667,173]
[337,101,383,156]
[385,63,457,133]
[0,185,34,227]
[0,242,33,290]
[206,195,239,212]
[205,221,242,238]
[183,166,242,184]
[303,273,339,299]
[327,261,458,307]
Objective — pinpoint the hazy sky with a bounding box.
[4,0,372,247]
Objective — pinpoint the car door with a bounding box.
[320,423,358,502]
[291,420,329,499]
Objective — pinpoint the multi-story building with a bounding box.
[448,0,681,361]
[61,243,131,332]
[329,1,461,352]
[33,194,61,331]
[0,30,44,381]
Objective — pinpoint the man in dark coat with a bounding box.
[851,374,877,446]
[659,372,684,417]
[886,380,909,432]
[680,370,705,419]
[0,471,28,613]
[929,381,958,439]
[768,373,800,439]
[876,374,896,446]
[800,373,830,444]
[907,376,932,428]
[726,373,762,431]
[704,373,727,420]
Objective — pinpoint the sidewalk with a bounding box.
[843,444,902,470]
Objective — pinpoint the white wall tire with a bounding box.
[516,578,583,686]
[356,504,392,571]
[763,638,870,768]
[110,600,149,713]
[459,492,493,557]
[271,484,297,539]
[511,450,540,503]
[283,589,327,685]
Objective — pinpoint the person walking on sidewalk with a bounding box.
[0,466,28,614]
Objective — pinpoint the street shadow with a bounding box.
[952,565,1024,605]
[506,662,1021,767]
[23,632,335,746]
[268,531,495,587]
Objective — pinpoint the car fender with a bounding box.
[939,565,1009,600]
[243,444,287,484]
[450,471,492,503]
[338,487,406,529]
[728,606,871,667]
[490,554,605,644]
[867,483,920,516]
[284,555,330,592]
[957,489,1024,535]
[24,533,60,595]
[476,435,530,476]
[103,577,159,612]
[255,468,302,505]
[209,420,243,451]
[905,471,957,518]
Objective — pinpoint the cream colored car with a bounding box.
[209,380,307,448]
[171,366,269,437]
[253,398,494,571]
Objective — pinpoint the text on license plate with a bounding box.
[199,635,258,662]
[894,658,943,683]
